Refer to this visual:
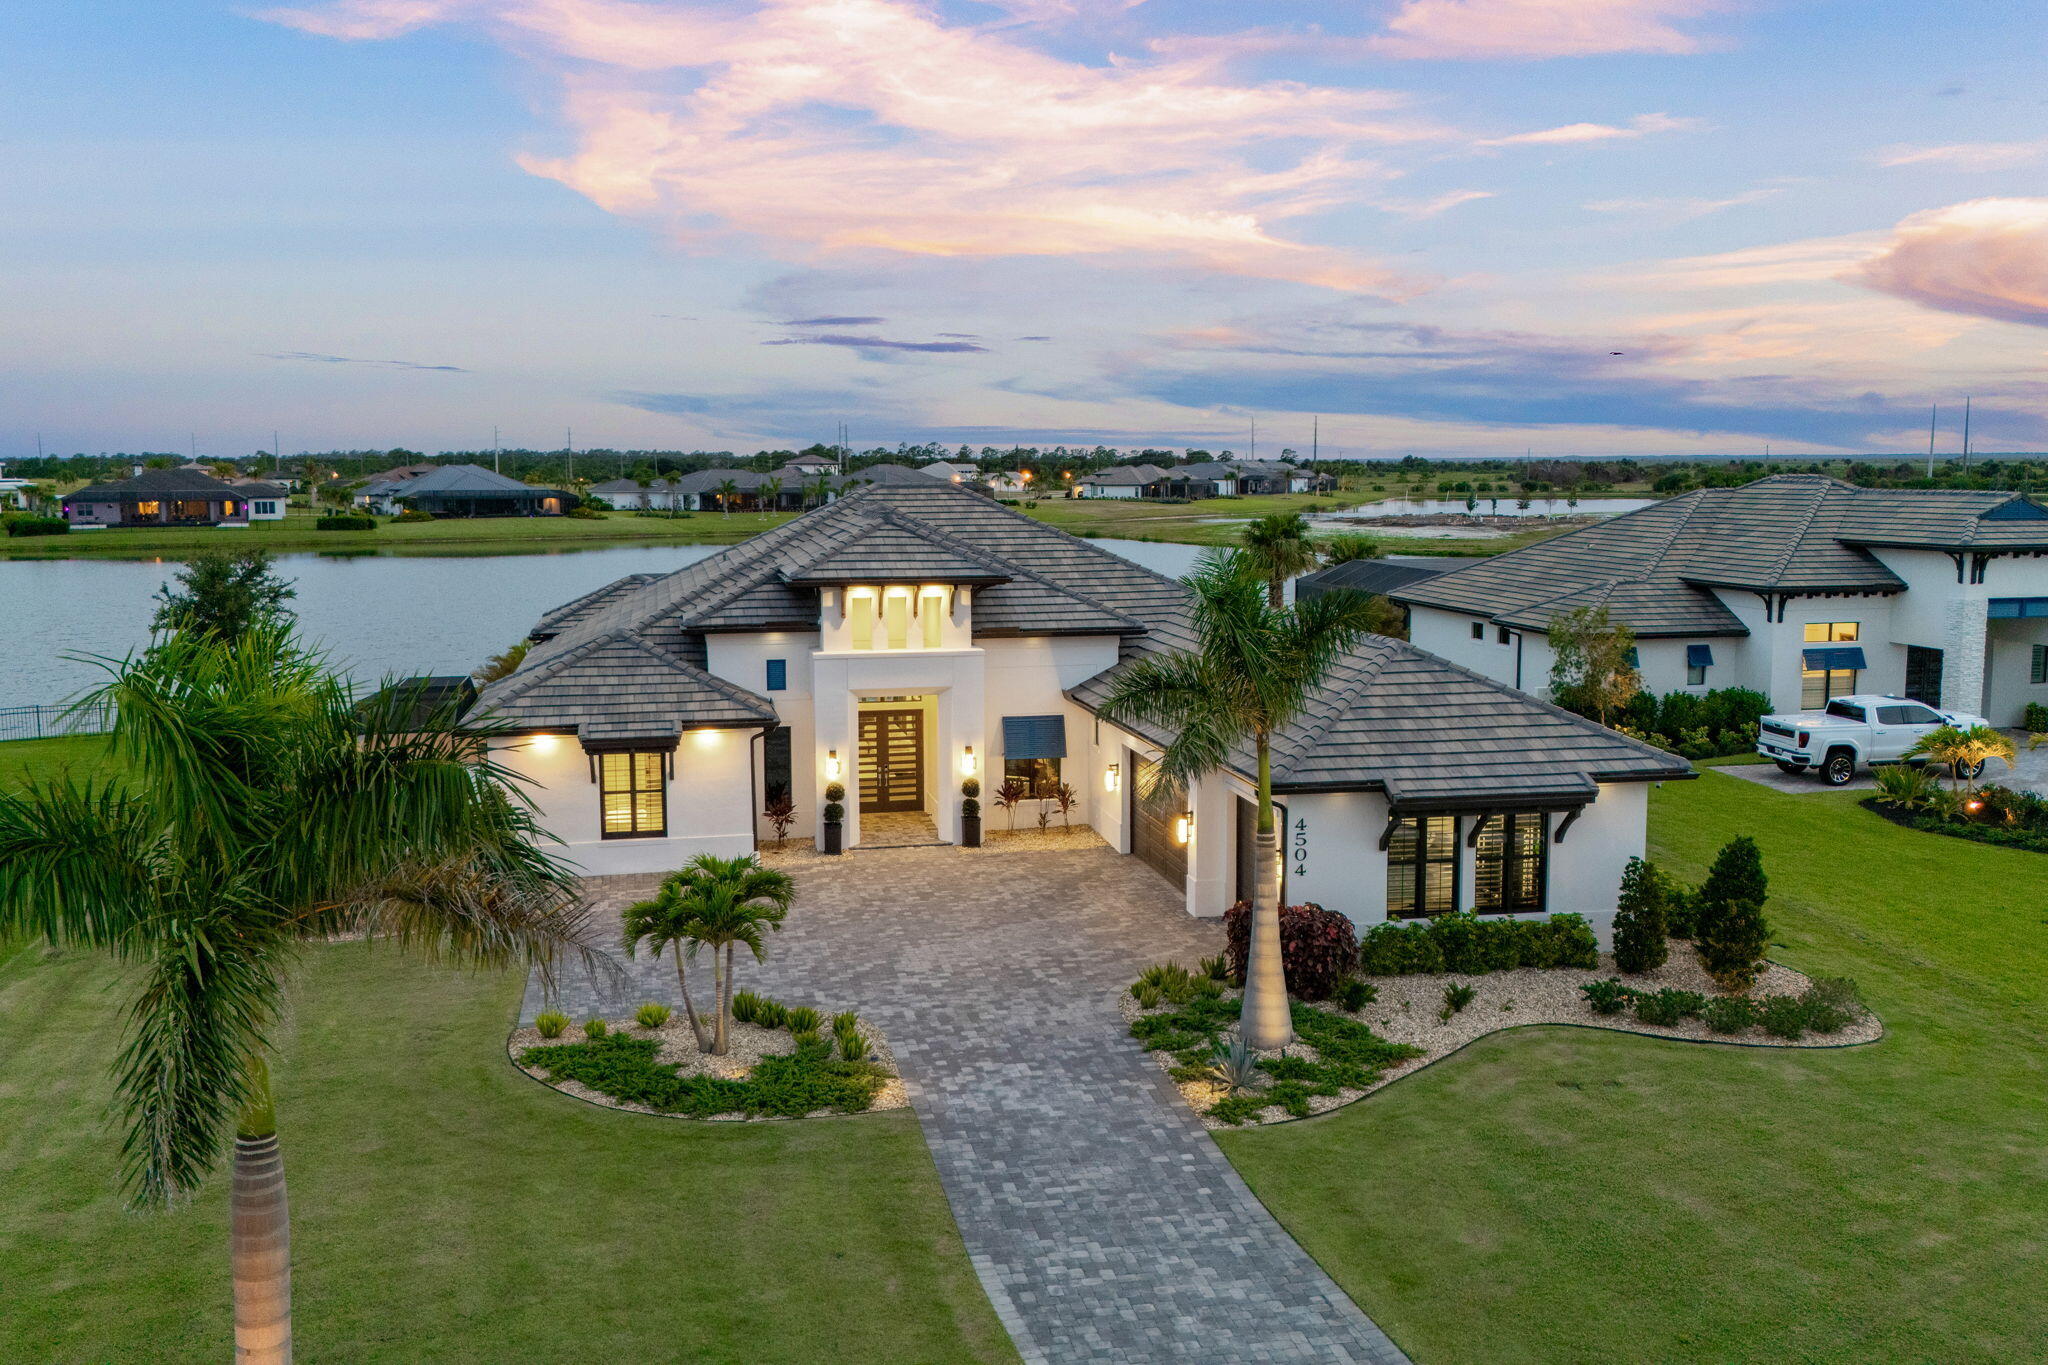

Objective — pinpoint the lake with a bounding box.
[1,537,1214,703]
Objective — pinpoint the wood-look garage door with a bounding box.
[1128,752,1187,888]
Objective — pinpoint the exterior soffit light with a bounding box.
[1175,810,1193,844]
[961,745,977,775]
[529,733,559,754]
[825,749,842,780]
[1104,763,1120,793]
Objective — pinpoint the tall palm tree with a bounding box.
[1241,512,1321,609]
[714,478,741,516]
[0,629,593,1365]
[807,471,833,510]
[658,854,793,1054]
[759,476,783,513]
[621,876,714,1052]
[1097,552,1377,1049]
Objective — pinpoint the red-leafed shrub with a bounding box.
[1223,900,1358,1001]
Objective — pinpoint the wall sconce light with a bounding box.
[1174,810,1193,844]
[825,749,842,780]
[1104,763,1120,793]
[961,744,977,776]
[529,733,558,755]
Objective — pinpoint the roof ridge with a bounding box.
[1269,640,1400,780]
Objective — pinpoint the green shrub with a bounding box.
[1798,977,1863,1034]
[1701,995,1757,1034]
[791,1028,822,1048]
[824,782,846,803]
[830,1010,859,1036]
[1135,962,1196,1003]
[315,513,376,531]
[534,1009,569,1039]
[1611,856,1670,974]
[1441,983,1477,1017]
[1541,914,1600,969]
[1198,953,1230,981]
[1191,975,1223,999]
[565,504,605,519]
[1358,921,1444,975]
[836,1027,869,1063]
[1663,882,1703,939]
[731,989,764,1025]
[753,998,789,1030]
[391,507,434,523]
[1580,978,1636,1016]
[1697,897,1770,993]
[4,515,67,537]
[1696,835,1768,946]
[786,1005,822,1034]
[1356,914,1594,975]
[1472,918,1521,973]
[2025,702,2048,735]
[1758,993,1810,1040]
[583,1017,609,1039]
[960,797,980,818]
[1133,982,1163,1010]
[1428,912,1479,972]
[961,777,981,798]
[519,1033,887,1117]
[635,1002,672,1029]
[1334,978,1377,1012]
[1632,988,1707,1027]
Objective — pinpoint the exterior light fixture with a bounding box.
[1104,763,1120,793]
[529,733,559,754]
[961,745,978,776]
[1174,810,1193,844]
[825,749,842,780]
[1966,799,1983,812]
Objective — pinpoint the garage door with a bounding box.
[1129,752,1187,889]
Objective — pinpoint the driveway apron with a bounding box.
[526,845,1411,1365]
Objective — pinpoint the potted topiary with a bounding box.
[960,777,982,848]
[822,781,846,854]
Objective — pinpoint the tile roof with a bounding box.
[1297,559,1444,600]
[398,464,555,495]
[1391,474,2048,637]
[68,467,244,501]
[780,511,1015,586]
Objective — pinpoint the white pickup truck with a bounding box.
[1755,694,1992,786]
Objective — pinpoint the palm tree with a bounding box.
[1097,552,1377,1049]
[759,476,783,513]
[1907,723,2015,790]
[1241,512,1320,609]
[658,854,793,1054]
[807,471,833,510]
[714,478,741,516]
[0,628,592,1365]
[622,877,715,1051]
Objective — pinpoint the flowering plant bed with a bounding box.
[510,1012,905,1121]
[1125,941,1880,1129]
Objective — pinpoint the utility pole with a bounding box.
[35,432,42,460]
[566,427,574,484]
[1927,404,1938,479]
[493,425,501,475]
[1311,415,1318,481]
[1961,396,1972,475]
[1249,414,1256,462]
[273,431,281,474]
[190,432,197,463]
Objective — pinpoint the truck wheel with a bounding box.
[1775,760,1807,774]
[1821,751,1856,786]
[1958,759,1986,781]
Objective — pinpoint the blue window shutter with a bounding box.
[1686,644,1713,668]
[1624,646,1640,668]
[1001,714,1067,759]
[765,658,787,691]
[1802,646,1866,671]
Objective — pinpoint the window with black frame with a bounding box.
[1003,756,1061,797]
[763,726,792,803]
[1386,814,1458,919]
[1474,812,1548,913]
[598,751,667,838]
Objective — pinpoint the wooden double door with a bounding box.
[858,709,925,813]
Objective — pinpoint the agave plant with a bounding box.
[1208,1033,1261,1095]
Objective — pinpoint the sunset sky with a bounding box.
[6,0,2046,458]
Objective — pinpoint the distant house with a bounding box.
[1075,464,1167,499]
[232,480,290,520]
[780,452,840,478]
[357,462,442,486]
[366,464,575,517]
[1159,462,1240,499]
[0,476,37,510]
[62,468,268,528]
[920,460,981,485]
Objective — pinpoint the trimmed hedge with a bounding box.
[316,513,377,531]
[1357,912,1599,976]
[1222,900,1357,1000]
[3,515,68,537]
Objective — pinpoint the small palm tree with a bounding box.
[1906,723,2015,790]
[1241,512,1320,609]
[715,478,741,516]
[759,476,783,513]
[663,854,794,1054]
[1097,551,1378,1049]
[0,628,592,1365]
[621,878,715,1052]
[807,472,833,509]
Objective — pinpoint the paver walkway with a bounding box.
[525,844,1411,1365]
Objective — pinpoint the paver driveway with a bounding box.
[525,844,1411,1365]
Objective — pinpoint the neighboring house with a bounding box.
[1395,474,2048,725]
[231,480,290,520]
[1229,461,1298,496]
[1297,560,1444,631]
[1159,461,1240,499]
[1074,464,1167,499]
[586,478,689,512]
[920,460,981,485]
[356,462,441,486]
[0,476,37,510]
[62,468,265,527]
[781,452,840,479]
[477,481,1688,942]
[372,464,575,517]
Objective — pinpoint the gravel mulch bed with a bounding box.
[507,1014,907,1121]
[1125,943,1882,1130]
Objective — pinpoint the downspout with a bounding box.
[1514,631,1524,690]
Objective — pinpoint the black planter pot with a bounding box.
[960,813,981,848]
[822,821,843,855]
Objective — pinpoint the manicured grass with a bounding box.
[0,734,118,788]
[1219,772,2046,1363]
[0,506,799,560]
[0,944,1018,1364]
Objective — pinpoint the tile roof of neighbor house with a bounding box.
[67,467,248,502]
[1297,559,1445,600]
[358,463,442,484]
[484,480,1687,805]
[396,463,553,495]
[1078,465,1167,486]
[1167,461,1241,481]
[230,480,290,497]
[1395,474,2048,639]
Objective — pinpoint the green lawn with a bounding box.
[1023,491,1569,556]
[0,734,118,788]
[0,943,1017,1364]
[1220,773,2046,1364]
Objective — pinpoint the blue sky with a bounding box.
[5,0,2046,459]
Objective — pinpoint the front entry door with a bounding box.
[858,709,924,813]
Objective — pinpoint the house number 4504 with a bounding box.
[1291,816,1309,878]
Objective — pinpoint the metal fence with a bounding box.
[0,702,115,744]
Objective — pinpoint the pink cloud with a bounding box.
[263,0,1443,295]
[1480,112,1695,146]
[1854,198,2048,328]
[1878,140,2048,172]
[1369,0,1728,61]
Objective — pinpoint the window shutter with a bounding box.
[1001,714,1067,760]
[765,658,787,691]
[1802,646,1866,670]
[1686,644,1713,667]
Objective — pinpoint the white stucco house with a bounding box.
[1396,474,2048,726]
[475,481,1691,942]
